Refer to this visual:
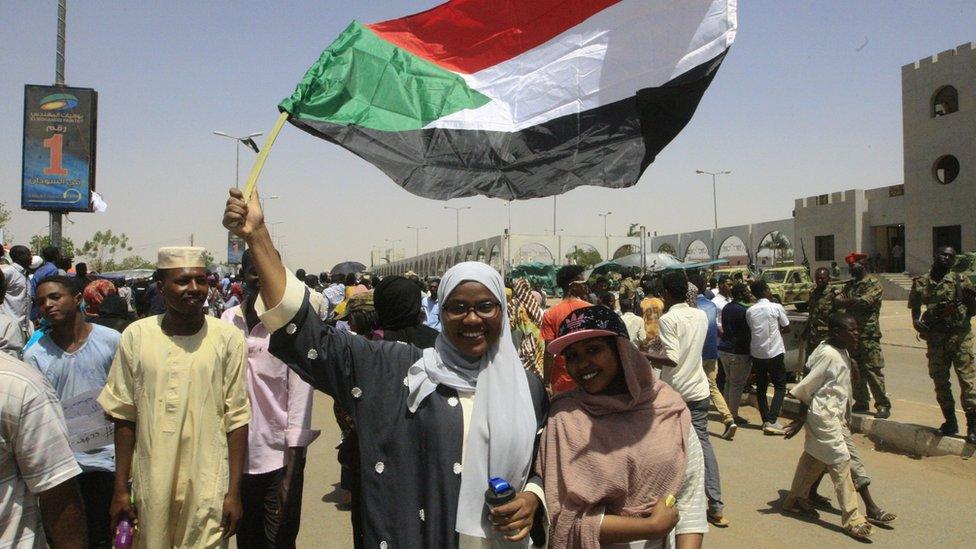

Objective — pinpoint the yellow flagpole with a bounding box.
[242,111,290,202]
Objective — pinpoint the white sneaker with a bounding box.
[763,422,785,436]
[722,423,737,440]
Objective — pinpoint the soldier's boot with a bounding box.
[966,412,976,445]
[938,407,958,436]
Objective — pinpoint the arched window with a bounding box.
[933,155,960,184]
[932,86,958,117]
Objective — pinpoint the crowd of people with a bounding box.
[0,187,971,547]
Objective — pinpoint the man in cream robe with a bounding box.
[99,247,250,547]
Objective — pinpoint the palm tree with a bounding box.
[760,231,792,265]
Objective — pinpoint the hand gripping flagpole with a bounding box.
[241,111,290,202]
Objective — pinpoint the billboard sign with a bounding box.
[22,84,97,212]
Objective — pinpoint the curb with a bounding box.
[743,393,975,459]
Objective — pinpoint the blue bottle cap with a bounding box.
[488,476,512,495]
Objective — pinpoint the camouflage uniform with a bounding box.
[841,274,890,409]
[908,273,976,414]
[804,286,839,357]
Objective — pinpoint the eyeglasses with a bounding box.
[442,300,501,320]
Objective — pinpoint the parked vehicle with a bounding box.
[761,266,815,311]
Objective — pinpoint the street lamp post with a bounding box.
[639,224,647,273]
[552,196,557,235]
[444,206,471,246]
[695,169,731,259]
[213,131,262,188]
[268,221,284,249]
[598,211,613,259]
[385,238,403,264]
[406,225,428,257]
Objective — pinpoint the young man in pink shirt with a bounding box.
[222,249,319,548]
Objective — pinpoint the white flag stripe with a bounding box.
[425,0,736,132]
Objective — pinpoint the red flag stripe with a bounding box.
[367,0,621,74]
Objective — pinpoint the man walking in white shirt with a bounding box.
[649,269,728,527]
[746,280,791,435]
[2,245,34,340]
[711,275,732,326]
[618,296,647,346]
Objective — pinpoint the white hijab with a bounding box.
[406,262,536,542]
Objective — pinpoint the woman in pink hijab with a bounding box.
[539,305,707,549]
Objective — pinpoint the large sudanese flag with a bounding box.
[279,0,737,200]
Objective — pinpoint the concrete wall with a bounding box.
[373,234,641,277]
[750,218,796,265]
[902,42,976,273]
[794,190,865,273]
[714,224,752,264]
[680,229,715,260]
[864,186,906,227]
[653,234,680,255]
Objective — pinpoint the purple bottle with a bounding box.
[114,515,133,549]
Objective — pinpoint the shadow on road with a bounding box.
[759,490,872,544]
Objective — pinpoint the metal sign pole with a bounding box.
[49,0,67,249]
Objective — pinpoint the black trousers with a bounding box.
[237,463,306,549]
[77,471,114,549]
[752,353,788,424]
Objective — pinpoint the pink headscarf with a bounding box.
[538,338,690,548]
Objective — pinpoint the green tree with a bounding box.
[0,202,11,241]
[30,235,76,258]
[79,230,133,272]
[760,231,793,265]
[115,255,156,270]
[565,247,602,268]
[657,243,676,255]
[627,223,641,237]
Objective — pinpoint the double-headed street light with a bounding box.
[695,169,731,259]
[385,238,403,263]
[406,225,429,256]
[213,130,262,188]
[598,211,613,237]
[598,211,613,259]
[444,206,471,246]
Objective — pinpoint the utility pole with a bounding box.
[49,0,67,249]
[640,224,647,273]
[552,196,557,235]
[598,211,612,259]
[444,206,471,247]
[407,225,428,257]
[696,170,731,259]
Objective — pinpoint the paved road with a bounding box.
[287,390,976,548]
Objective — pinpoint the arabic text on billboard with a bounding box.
[22,85,97,212]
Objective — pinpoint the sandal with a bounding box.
[807,492,832,509]
[846,522,873,540]
[782,499,819,519]
[867,509,897,525]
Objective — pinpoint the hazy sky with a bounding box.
[2,1,974,271]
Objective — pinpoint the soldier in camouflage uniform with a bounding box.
[836,257,891,418]
[803,267,839,358]
[909,246,976,444]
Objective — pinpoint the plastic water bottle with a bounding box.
[114,514,134,549]
[485,476,516,509]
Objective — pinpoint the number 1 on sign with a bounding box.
[43,133,68,176]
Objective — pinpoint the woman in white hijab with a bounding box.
[224,191,547,548]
